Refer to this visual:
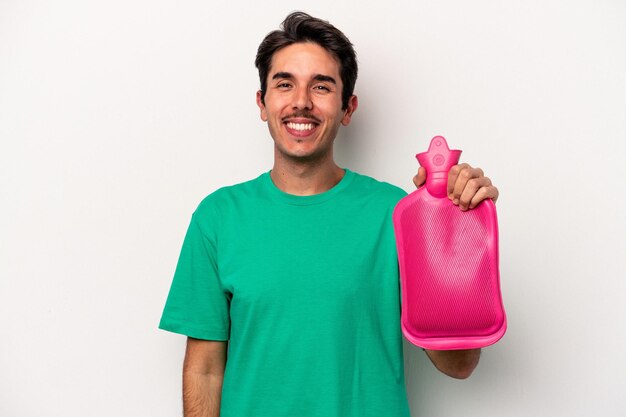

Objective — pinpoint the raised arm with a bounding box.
[183,338,228,417]
[413,162,496,379]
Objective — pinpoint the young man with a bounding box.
[160,12,499,417]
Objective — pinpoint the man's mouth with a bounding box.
[284,120,319,137]
[286,122,316,131]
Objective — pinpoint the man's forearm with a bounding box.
[183,371,224,417]
[182,338,227,416]
[425,348,481,379]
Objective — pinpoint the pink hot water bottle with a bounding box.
[393,136,506,350]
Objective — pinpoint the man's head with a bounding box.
[255,12,358,110]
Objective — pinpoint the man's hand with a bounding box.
[413,163,499,211]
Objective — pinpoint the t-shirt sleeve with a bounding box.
[158,213,230,340]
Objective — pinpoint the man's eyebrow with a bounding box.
[270,72,337,85]
[272,72,294,80]
[313,74,336,84]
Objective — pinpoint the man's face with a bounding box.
[256,42,357,163]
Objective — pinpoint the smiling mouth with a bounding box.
[286,122,317,131]
[284,121,319,137]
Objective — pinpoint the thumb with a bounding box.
[413,166,427,188]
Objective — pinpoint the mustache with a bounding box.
[282,111,321,124]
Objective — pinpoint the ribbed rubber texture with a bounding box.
[394,193,506,349]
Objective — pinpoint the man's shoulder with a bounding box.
[194,172,268,215]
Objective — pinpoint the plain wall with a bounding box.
[1,1,625,416]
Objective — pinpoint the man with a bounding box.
[160,11,499,417]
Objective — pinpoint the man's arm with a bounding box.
[413,163,495,379]
[424,349,481,379]
[183,337,228,417]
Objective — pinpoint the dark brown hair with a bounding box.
[255,12,358,110]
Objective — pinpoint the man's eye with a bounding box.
[277,83,292,88]
[313,85,330,92]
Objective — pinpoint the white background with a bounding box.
[1,1,625,416]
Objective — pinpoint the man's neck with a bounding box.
[270,158,345,196]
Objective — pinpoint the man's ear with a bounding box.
[341,95,358,126]
[256,90,268,121]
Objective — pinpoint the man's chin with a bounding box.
[276,146,330,164]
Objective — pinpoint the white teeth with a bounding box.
[287,122,314,131]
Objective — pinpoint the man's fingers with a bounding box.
[447,163,472,197]
[458,176,491,210]
[413,166,426,188]
[450,166,483,202]
[446,164,499,210]
[468,185,499,210]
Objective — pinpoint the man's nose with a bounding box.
[292,87,313,110]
